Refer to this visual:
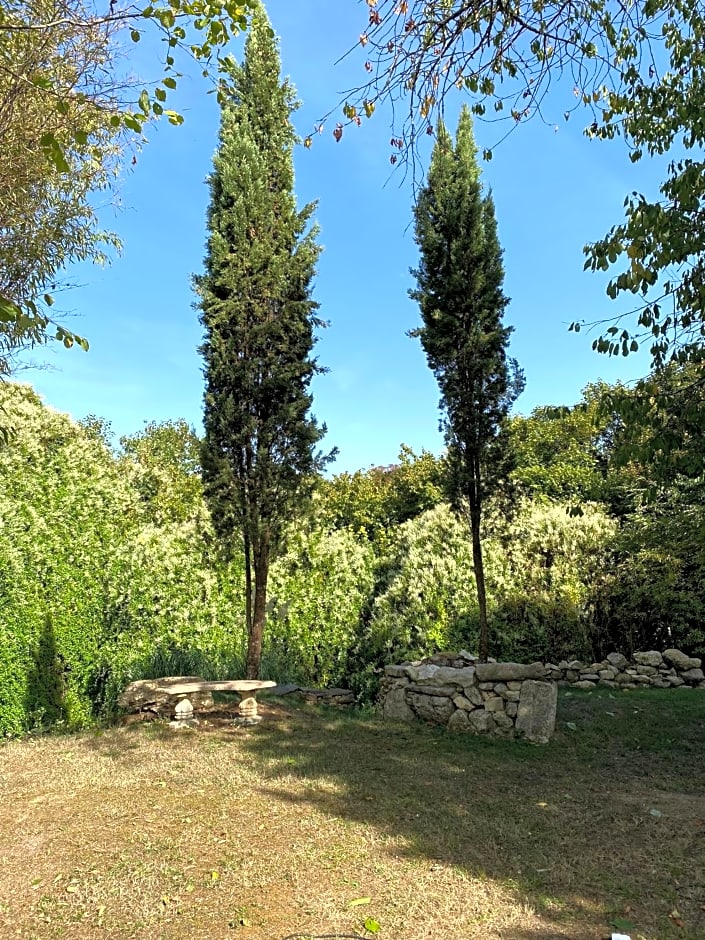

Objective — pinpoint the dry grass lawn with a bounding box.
[1,688,704,940]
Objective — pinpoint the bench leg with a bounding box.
[234,694,261,725]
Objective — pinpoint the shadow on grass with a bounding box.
[241,688,705,940]
[90,688,705,939]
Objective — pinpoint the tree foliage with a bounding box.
[197,4,331,678]
[509,383,617,502]
[318,444,445,538]
[0,0,255,371]
[340,1,705,369]
[410,105,524,660]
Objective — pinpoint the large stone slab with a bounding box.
[119,677,214,714]
[382,685,416,723]
[475,662,546,682]
[663,649,702,671]
[515,680,557,744]
[633,650,663,667]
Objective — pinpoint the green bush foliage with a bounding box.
[3,378,704,731]
[0,384,136,734]
[265,525,376,686]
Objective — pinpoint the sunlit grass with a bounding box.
[1,688,703,939]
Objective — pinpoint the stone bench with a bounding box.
[119,677,276,726]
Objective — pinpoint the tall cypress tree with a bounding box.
[196,3,330,679]
[410,106,524,662]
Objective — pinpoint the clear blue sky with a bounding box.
[22,0,658,473]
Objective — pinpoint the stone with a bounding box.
[384,664,409,678]
[573,680,596,690]
[169,697,198,729]
[407,692,455,725]
[492,712,514,730]
[405,663,438,682]
[505,701,518,718]
[119,677,214,715]
[499,689,520,702]
[681,668,705,683]
[578,673,600,682]
[515,680,557,745]
[598,679,617,688]
[174,698,193,720]
[599,669,617,680]
[615,672,635,685]
[636,665,658,676]
[663,649,702,671]
[453,689,483,710]
[506,681,522,691]
[567,660,584,670]
[407,684,454,697]
[468,710,497,734]
[667,676,685,687]
[634,650,663,667]
[475,662,546,682]
[457,650,478,662]
[447,709,471,732]
[382,686,416,723]
[485,696,507,713]
[431,666,477,687]
[606,652,629,669]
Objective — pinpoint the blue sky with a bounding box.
[22,0,659,473]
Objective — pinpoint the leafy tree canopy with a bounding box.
[0,0,255,371]
[339,0,705,370]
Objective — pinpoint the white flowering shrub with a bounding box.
[352,500,616,689]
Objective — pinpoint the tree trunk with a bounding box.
[243,527,253,639]
[246,539,269,679]
[468,461,489,662]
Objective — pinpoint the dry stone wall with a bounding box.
[380,652,557,743]
[546,648,704,689]
[379,648,704,744]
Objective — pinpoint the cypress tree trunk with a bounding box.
[247,538,269,679]
[467,456,489,662]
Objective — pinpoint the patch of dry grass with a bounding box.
[0,689,704,939]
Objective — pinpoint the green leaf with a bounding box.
[565,721,577,732]
[39,132,70,173]
[347,897,371,908]
[163,76,178,89]
[130,29,141,42]
[364,918,381,934]
[138,89,150,114]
